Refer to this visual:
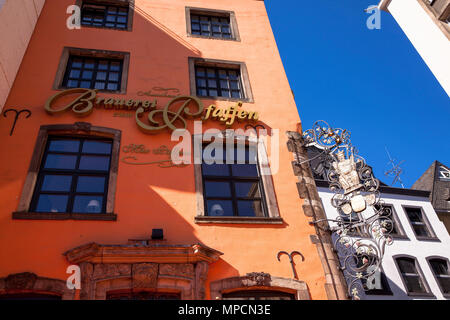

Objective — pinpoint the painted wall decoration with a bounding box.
[137,87,180,98]
[2,108,32,136]
[121,144,187,168]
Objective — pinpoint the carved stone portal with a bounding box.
[64,242,222,300]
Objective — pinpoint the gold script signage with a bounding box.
[121,144,187,168]
[45,88,259,134]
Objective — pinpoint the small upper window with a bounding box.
[191,14,231,39]
[395,257,430,295]
[62,55,123,92]
[404,207,435,239]
[81,2,129,30]
[30,137,113,214]
[428,258,450,295]
[195,66,244,99]
[186,8,239,41]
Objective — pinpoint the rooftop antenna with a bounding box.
[384,147,405,188]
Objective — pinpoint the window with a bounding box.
[395,257,431,296]
[81,3,128,29]
[54,47,129,94]
[201,144,265,217]
[77,0,134,31]
[186,7,240,41]
[195,66,244,99]
[13,123,120,221]
[374,204,407,238]
[427,258,450,296]
[194,134,281,224]
[30,137,112,214]
[191,14,231,39]
[189,58,253,102]
[222,290,295,300]
[63,56,123,91]
[403,206,436,239]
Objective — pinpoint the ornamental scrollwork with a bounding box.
[303,120,394,300]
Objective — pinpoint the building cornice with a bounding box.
[64,242,223,264]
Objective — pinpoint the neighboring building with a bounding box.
[0,0,46,111]
[308,147,450,300]
[0,0,345,300]
[412,161,450,233]
[378,0,450,96]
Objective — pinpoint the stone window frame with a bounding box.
[425,255,450,298]
[185,7,241,42]
[193,132,282,225]
[210,273,310,300]
[393,254,435,298]
[0,272,75,300]
[12,122,121,221]
[401,205,440,241]
[53,47,130,94]
[75,0,135,32]
[188,57,254,103]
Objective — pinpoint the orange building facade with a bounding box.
[0,0,345,300]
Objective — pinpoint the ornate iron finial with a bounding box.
[304,120,394,300]
[3,108,31,136]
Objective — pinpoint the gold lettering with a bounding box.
[237,109,248,120]
[248,111,258,121]
[203,105,215,121]
[44,88,97,117]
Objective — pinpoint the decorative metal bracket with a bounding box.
[301,120,394,300]
[3,108,31,136]
[277,251,305,279]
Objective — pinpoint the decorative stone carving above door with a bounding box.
[64,242,222,300]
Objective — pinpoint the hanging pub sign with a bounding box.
[44,88,259,134]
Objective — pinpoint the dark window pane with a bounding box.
[207,200,233,216]
[398,258,417,274]
[80,81,91,88]
[84,60,95,69]
[204,181,231,197]
[235,182,261,198]
[96,72,107,80]
[109,72,119,81]
[36,194,68,213]
[197,88,207,96]
[110,62,121,71]
[107,83,118,91]
[209,89,218,96]
[82,70,93,80]
[98,61,109,70]
[76,176,105,193]
[196,67,205,77]
[44,154,77,170]
[67,80,78,88]
[69,70,80,78]
[41,175,72,192]
[202,163,229,176]
[404,275,427,293]
[231,164,258,177]
[82,141,112,154]
[48,140,80,152]
[73,195,103,213]
[72,59,82,68]
[79,156,110,171]
[237,200,263,217]
[95,82,105,90]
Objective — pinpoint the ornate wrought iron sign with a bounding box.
[303,120,394,300]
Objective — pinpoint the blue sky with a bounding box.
[265,0,450,188]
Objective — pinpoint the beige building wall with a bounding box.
[0,0,46,111]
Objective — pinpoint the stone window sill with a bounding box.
[195,216,283,225]
[12,212,117,221]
